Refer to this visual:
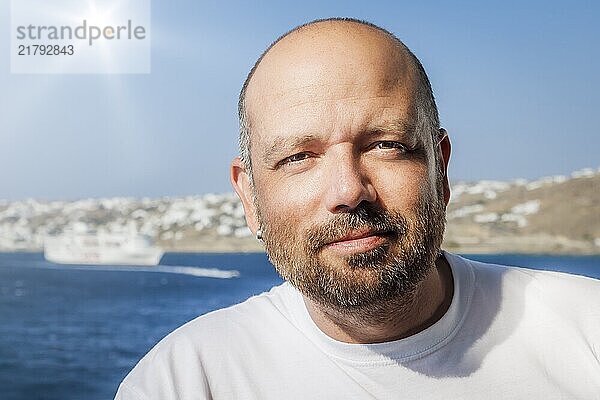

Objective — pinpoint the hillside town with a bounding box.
[0,168,599,254]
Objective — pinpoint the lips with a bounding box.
[322,229,394,253]
[304,203,406,255]
[326,229,390,245]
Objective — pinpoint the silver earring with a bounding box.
[256,229,263,240]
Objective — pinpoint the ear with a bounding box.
[438,128,452,206]
[230,157,260,234]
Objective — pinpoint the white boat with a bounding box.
[44,230,163,266]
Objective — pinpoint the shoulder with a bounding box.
[462,254,600,296]
[176,281,296,342]
[147,282,296,358]
[453,253,600,333]
[116,283,297,399]
[447,252,599,288]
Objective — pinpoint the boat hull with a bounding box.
[44,247,163,266]
[43,233,164,266]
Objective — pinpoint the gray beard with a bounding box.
[259,189,447,317]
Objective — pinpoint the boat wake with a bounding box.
[13,262,241,279]
[155,265,240,279]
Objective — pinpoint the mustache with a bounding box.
[305,203,408,252]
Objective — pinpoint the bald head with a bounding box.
[238,18,440,174]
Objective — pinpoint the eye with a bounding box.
[280,152,311,165]
[373,141,410,153]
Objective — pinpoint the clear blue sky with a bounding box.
[1,0,599,200]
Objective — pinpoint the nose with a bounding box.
[323,151,377,213]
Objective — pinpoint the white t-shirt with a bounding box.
[115,252,600,399]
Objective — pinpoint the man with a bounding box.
[116,18,600,399]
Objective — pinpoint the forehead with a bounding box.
[261,88,417,145]
[244,23,421,147]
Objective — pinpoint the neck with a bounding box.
[303,254,454,344]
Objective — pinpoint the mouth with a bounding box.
[323,229,395,254]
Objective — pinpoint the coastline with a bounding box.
[2,169,598,257]
[155,234,600,256]
[4,231,600,256]
[4,231,599,256]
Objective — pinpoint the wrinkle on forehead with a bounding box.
[279,92,415,115]
[248,66,416,115]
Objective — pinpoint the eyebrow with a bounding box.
[260,119,419,166]
[367,119,417,137]
[262,134,319,166]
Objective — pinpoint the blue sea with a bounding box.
[1,252,598,400]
